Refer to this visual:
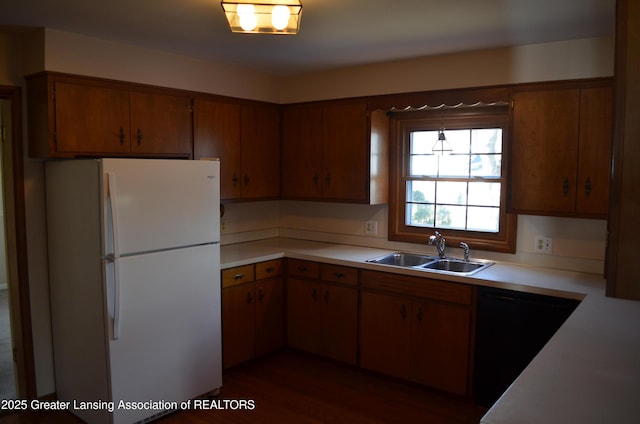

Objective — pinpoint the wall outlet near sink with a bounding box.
[365,220,378,235]
[534,236,553,254]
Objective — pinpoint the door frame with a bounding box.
[0,85,36,398]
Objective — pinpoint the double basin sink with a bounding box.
[366,252,493,276]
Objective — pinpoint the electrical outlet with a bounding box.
[534,236,553,254]
[365,220,378,235]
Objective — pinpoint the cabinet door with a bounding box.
[286,278,323,354]
[281,105,323,199]
[255,277,285,357]
[54,81,130,154]
[321,284,358,364]
[359,291,411,380]
[322,102,368,201]
[510,89,580,214]
[411,300,471,396]
[576,86,613,216]
[129,91,192,156]
[240,104,280,199]
[222,284,255,369]
[193,99,241,199]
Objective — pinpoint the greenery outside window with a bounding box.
[389,108,516,253]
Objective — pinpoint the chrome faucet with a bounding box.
[460,242,470,261]
[428,231,446,258]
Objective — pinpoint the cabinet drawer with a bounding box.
[256,259,283,280]
[321,264,358,286]
[287,259,320,279]
[361,270,472,305]
[222,264,255,288]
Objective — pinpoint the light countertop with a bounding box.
[221,238,640,424]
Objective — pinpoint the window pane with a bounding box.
[467,206,500,232]
[408,180,436,203]
[411,131,438,154]
[445,129,471,154]
[435,205,466,229]
[407,203,435,227]
[472,129,502,153]
[468,182,501,206]
[470,154,502,177]
[410,154,439,176]
[436,181,467,205]
[439,154,470,177]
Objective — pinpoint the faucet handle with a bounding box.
[460,242,470,261]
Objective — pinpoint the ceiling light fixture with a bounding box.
[432,124,452,155]
[221,1,302,35]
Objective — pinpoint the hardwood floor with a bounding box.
[1,350,486,423]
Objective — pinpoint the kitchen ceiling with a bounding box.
[0,0,615,76]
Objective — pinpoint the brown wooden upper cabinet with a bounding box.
[194,98,280,201]
[509,81,613,218]
[26,73,192,158]
[281,101,388,204]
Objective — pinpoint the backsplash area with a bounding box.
[221,200,607,275]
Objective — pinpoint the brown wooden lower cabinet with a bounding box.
[286,260,358,365]
[222,260,284,369]
[359,270,473,396]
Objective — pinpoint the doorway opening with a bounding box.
[0,85,36,401]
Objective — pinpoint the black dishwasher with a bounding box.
[473,286,580,407]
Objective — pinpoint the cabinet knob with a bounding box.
[232,173,239,187]
[585,177,592,196]
[562,178,570,196]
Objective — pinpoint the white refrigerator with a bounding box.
[45,158,222,424]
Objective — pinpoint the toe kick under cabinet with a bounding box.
[359,270,475,397]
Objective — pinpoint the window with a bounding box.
[389,108,516,253]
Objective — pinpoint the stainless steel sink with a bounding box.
[366,252,437,267]
[420,258,493,276]
[366,252,493,276]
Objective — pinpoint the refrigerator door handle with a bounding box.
[113,258,121,340]
[107,172,120,259]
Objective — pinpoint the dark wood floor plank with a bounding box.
[1,350,486,423]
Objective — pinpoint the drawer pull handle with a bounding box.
[233,273,244,280]
[400,304,407,320]
[298,266,307,272]
[265,267,275,273]
[333,272,345,278]
[258,287,264,301]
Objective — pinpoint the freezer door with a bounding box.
[102,158,220,257]
[107,244,221,424]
